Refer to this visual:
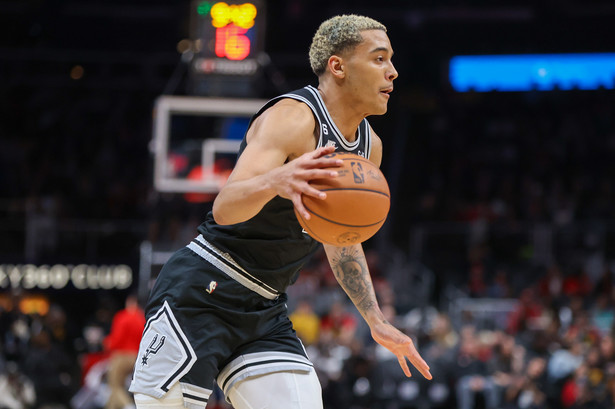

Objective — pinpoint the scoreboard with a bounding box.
[190,0,266,96]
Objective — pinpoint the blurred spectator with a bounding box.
[102,294,145,409]
[466,245,489,298]
[23,327,76,409]
[589,294,614,336]
[503,356,547,409]
[538,264,564,307]
[487,268,513,299]
[336,344,375,409]
[598,335,615,365]
[562,309,601,349]
[308,301,360,396]
[454,325,500,409]
[320,301,358,347]
[606,376,615,408]
[486,331,516,385]
[45,304,79,355]
[547,337,585,385]
[560,363,593,408]
[593,267,614,299]
[289,299,321,346]
[0,361,36,409]
[562,270,592,299]
[507,287,544,335]
[1,310,30,364]
[422,312,459,380]
[467,263,488,298]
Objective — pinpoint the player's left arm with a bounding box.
[323,243,432,380]
[368,126,383,166]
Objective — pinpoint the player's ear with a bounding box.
[327,55,345,79]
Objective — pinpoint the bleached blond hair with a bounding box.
[309,14,386,76]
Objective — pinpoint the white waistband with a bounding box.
[187,234,280,300]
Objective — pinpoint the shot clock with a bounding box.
[210,2,257,61]
[190,0,266,96]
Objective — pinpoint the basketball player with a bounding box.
[130,15,431,409]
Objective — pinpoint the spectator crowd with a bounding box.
[2,240,615,409]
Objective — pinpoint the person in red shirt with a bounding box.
[320,301,358,346]
[507,287,544,335]
[104,294,146,409]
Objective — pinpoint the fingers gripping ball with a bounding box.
[295,152,390,246]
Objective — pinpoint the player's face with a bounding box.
[343,29,398,115]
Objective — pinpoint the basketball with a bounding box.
[294,152,390,246]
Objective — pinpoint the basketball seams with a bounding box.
[295,209,328,243]
[303,203,387,228]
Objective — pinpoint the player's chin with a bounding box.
[373,104,388,115]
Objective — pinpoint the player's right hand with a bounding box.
[270,145,342,220]
[371,321,433,380]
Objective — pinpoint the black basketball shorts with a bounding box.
[129,235,313,409]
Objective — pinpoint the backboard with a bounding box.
[151,95,267,193]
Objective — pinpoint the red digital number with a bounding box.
[215,24,251,61]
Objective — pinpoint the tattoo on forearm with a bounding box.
[331,247,376,314]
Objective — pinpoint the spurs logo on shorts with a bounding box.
[141,333,165,366]
[130,300,197,397]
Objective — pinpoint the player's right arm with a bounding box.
[212,99,342,225]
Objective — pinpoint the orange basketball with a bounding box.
[294,152,390,246]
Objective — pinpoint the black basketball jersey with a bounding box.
[197,85,373,293]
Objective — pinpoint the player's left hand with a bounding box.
[370,321,432,380]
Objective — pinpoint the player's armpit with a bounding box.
[228,99,319,185]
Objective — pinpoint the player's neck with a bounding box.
[316,85,363,143]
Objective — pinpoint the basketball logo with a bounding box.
[351,162,365,184]
[337,232,361,245]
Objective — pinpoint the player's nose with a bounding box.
[387,62,398,81]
